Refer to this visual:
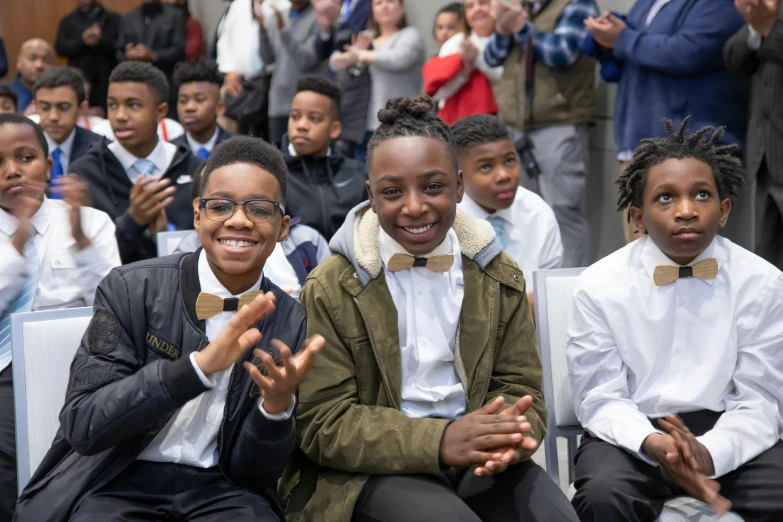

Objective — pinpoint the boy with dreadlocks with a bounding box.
[566,117,783,522]
[279,95,579,522]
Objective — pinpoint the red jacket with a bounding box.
[423,53,498,126]
[185,16,205,62]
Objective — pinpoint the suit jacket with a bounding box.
[55,5,120,109]
[169,125,234,156]
[116,5,185,79]
[724,11,783,185]
[70,126,104,166]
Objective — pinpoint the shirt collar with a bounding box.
[287,142,332,158]
[640,235,724,287]
[0,197,51,237]
[46,128,76,161]
[198,249,264,299]
[186,127,220,155]
[460,190,516,223]
[108,138,170,174]
[378,226,456,269]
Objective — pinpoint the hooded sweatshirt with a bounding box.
[281,134,367,240]
[69,138,203,264]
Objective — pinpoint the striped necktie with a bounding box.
[487,216,507,250]
[0,239,41,370]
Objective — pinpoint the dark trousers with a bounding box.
[353,460,579,522]
[755,159,783,270]
[69,461,282,522]
[0,364,16,522]
[572,410,783,522]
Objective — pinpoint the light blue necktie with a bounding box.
[343,0,353,20]
[133,158,157,181]
[487,216,507,250]
[0,239,40,371]
[197,147,210,161]
[50,148,63,200]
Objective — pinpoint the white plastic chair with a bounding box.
[533,269,744,522]
[11,307,93,493]
[156,230,193,257]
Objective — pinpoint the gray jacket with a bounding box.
[260,5,327,118]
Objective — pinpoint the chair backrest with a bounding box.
[156,230,193,257]
[11,307,93,493]
[534,268,585,431]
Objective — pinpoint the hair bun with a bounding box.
[377,95,437,126]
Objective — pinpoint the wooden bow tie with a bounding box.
[386,253,454,273]
[195,291,263,320]
[652,258,718,287]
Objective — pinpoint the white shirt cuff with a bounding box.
[258,394,296,420]
[697,431,732,478]
[748,26,763,51]
[189,352,217,389]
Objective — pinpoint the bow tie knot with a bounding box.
[386,253,454,273]
[195,291,263,320]
[652,258,718,287]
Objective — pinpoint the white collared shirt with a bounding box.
[459,187,563,280]
[108,139,177,184]
[45,128,76,173]
[217,0,264,77]
[378,228,467,420]
[186,128,220,157]
[0,198,121,371]
[566,235,783,477]
[137,249,294,468]
[646,0,673,26]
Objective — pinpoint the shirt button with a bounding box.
[678,300,686,306]
[417,289,423,296]
[675,347,682,355]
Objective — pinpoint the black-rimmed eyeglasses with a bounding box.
[199,198,285,223]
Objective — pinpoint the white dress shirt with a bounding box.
[378,228,467,420]
[186,128,220,157]
[137,249,294,467]
[217,0,265,77]
[566,235,783,478]
[747,26,763,51]
[0,198,121,371]
[44,129,76,173]
[108,139,177,183]
[92,118,185,144]
[459,187,563,279]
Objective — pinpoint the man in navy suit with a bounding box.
[33,67,103,198]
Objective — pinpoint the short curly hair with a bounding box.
[295,75,341,119]
[200,136,288,201]
[109,61,169,104]
[367,95,457,169]
[617,117,746,217]
[173,59,224,88]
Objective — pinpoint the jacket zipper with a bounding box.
[478,282,501,407]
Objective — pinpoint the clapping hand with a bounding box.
[735,0,781,36]
[125,43,156,62]
[491,0,529,36]
[244,336,324,415]
[83,24,102,46]
[52,175,93,250]
[9,180,46,255]
[584,12,626,49]
[314,0,342,33]
[127,176,176,227]
[460,40,479,73]
[473,395,539,476]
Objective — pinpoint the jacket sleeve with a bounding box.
[315,29,335,60]
[115,15,130,62]
[422,54,465,97]
[152,12,186,69]
[724,25,761,77]
[374,27,426,73]
[259,30,276,66]
[62,269,210,456]
[55,17,86,58]
[279,21,323,71]
[613,0,745,76]
[297,276,451,476]
[223,318,303,489]
[758,20,783,67]
[485,279,547,462]
[98,13,121,56]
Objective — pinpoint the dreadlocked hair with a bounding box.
[617,116,746,216]
[367,95,457,169]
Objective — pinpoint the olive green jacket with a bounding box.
[280,203,547,521]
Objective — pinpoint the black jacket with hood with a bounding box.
[69,138,203,263]
[14,251,305,522]
[281,134,368,240]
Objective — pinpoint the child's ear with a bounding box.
[455,169,464,204]
[78,100,89,117]
[365,179,376,213]
[156,102,169,123]
[216,99,226,119]
[718,198,732,228]
[329,120,342,141]
[629,206,646,235]
[277,214,291,243]
[193,197,201,231]
[45,157,53,183]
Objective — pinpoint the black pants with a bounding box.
[353,460,579,522]
[572,411,783,522]
[70,461,282,521]
[755,159,783,270]
[0,364,16,522]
